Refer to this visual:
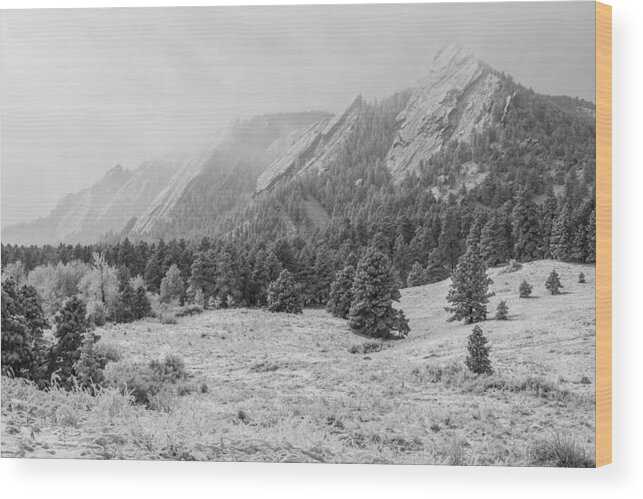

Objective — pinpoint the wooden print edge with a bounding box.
[595,1,612,467]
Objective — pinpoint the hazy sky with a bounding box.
[0,2,595,227]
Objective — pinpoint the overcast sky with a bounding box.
[0,2,595,228]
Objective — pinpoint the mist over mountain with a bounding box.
[1,45,594,246]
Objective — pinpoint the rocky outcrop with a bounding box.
[385,44,505,182]
[256,96,363,193]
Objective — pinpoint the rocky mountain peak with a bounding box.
[386,44,503,182]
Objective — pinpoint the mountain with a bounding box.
[127,112,330,240]
[255,43,595,197]
[1,159,181,245]
[3,44,596,246]
[2,112,329,245]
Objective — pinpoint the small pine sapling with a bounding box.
[495,300,509,320]
[578,272,586,284]
[545,269,563,295]
[465,325,492,375]
[519,280,533,298]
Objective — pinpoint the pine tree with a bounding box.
[250,250,272,306]
[406,262,427,287]
[267,269,303,314]
[73,330,107,391]
[313,246,336,305]
[550,203,575,261]
[214,251,242,308]
[578,271,586,284]
[438,207,463,271]
[540,190,559,259]
[511,187,542,261]
[144,247,165,293]
[424,248,450,284]
[495,300,509,320]
[586,208,596,263]
[189,250,217,306]
[465,325,493,375]
[132,282,152,320]
[160,264,185,304]
[1,278,48,380]
[545,269,563,295]
[445,248,494,324]
[112,266,136,323]
[348,248,409,339]
[519,280,533,298]
[480,213,512,266]
[326,265,355,319]
[49,295,90,387]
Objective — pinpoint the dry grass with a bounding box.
[1,260,596,465]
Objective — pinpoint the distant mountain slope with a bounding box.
[127,112,330,240]
[1,159,181,245]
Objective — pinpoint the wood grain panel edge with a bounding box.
[595,1,612,468]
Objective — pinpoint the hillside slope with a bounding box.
[1,260,595,464]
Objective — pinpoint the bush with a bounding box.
[175,304,204,317]
[94,341,122,363]
[545,269,563,295]
[87,300,107,327]
[578,272,586,283]
[348,341,389,355]
[529,433,595,467]
[160,313,178,325]
[105,355,190,408]
[495,300,509,320]
[519,280,533,298]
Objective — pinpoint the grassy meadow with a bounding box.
[1,260,596,465]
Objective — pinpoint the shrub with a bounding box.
[94,341,122,363]
[465,325,492,375]
[495,300,509,320]
[578,272,586,283]
[348,341,389,355]
[175,304,204,317]
[87,300,107,327]
[519,280,533,298]
[105,355,190,408]
[529,433,595,467]
[501,259,522,274]
[545,269,563,295]
[160,313,178,325]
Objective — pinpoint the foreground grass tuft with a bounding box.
[529,433,595,467]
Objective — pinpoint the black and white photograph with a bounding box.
[1,1,599,466]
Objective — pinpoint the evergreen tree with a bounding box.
[112,266,136,323]
[480,212,512,266]
[313,246,336,305]
[49,295,90,387]
[519,280,533,298]
[326,265,355,319]
[578,271,586,284]
[131,280,152,320]
[406,262,427,287]
[1,278,48,380]
[348,248,409,339]
[189,250,217,306]
[160,264,185,304]
[73,330,107,391]
[545,269,563,295]
[495,300,509,320]
[424,248,451,284]
[445,248,494,324]
[214,251,242,307]
[511,187,542,261]
[144,247,165,293]
[586,208,596,263]
[550,203,575,261]
[267,269,303,314]
[465,325,493,375]
[250,250,272,307]
[540,190,559,259]
[438,207,462,271]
